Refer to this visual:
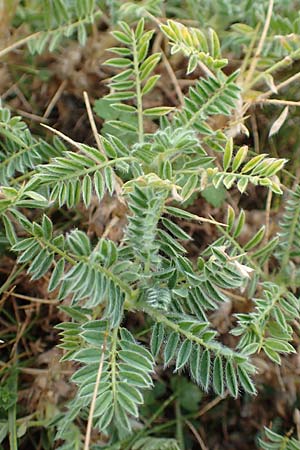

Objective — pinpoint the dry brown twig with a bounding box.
[43,80,67,119]
[255,99,300,107]
[83,90,106,158]
[195,393,227,418]
[186,420,208,450]
[160,49,184,105]
[41,123,82,150]
[245,0,274,85]
[6,292,58,305]
[257,71,300,102]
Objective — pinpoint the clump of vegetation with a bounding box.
[1,1,300,449]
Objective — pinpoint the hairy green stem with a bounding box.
[255,285,286,350]
[143,304,239,359]
[132,32,144,143]
[8,403,18,450]
[124,393,177,450]
[39,156,135,183]
[110,327,119,416]
[185,80,230,129]
[175,399,185,450]
[32,233,133,296]
[215,223,264,278]
[279,197,300,272]
[144,192,168,275]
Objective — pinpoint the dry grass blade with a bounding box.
[245,0,274,85]
[0,32,40,59]
[84,330,108,450]
[83,91,106,158]
[41,123,82,150]
[43,80,67,119]
[185,420,208,450]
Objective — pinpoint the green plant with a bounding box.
[0,0,103,58]
[259,427,300,450]
[1,7,300,450]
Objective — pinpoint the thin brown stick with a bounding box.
[6,292,58,304]
[257,71,300,101]
[245,0,274,85]
[195,393,227,418]
[84,331,108,450]
[220,288,246,302]
[293,409,300,440]
[20,367,73,375]
[14,85,32,111]
[16,109,49,123]
[256,99,300,107]
[82,91,126,199]
[177,79,197,87]
[10,298,29,360]
[239,23,261,81]
[0,286,15,308]
[2,76,26,100]
[102,216,119,239]
[161,50,184,105]
[43,80,67,119]
[274,72,300,92]
[41,123,82,150]
[275,365,286,393]
[186,420,208,450]
[0,32,41,59]
[83,91,106,158]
